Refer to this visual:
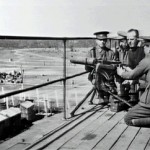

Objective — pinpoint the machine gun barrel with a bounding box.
[70,57,121,70]
[70,58,95,65]
[70,57,121,65]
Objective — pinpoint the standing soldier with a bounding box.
[116,29,145,104]
[85,31,118,104]
[86,31,117,60]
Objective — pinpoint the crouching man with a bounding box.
[117,42,150,127]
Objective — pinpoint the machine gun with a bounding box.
[71,57,122,86]
[70,57,133,116]
[71,57,121,91]
[71,57,121,83]
[70,57,121,69]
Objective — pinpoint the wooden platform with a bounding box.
[1,105,150,150]
[41,107,150,150]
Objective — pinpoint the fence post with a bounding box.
[55,90,59,107]
[21,84,26,101]
[36,89,40,113]
[2,87,6,102]
[11,96,14,106]
[6,97,9,109]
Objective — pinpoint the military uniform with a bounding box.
[121,55,150,127]
[118,46,145,68]
[86,31,118,79]
[88,46,116,60]
[117,44,145,100]
[85,31,118,102]
[87,45,118,81]
[85,46,116,72]
[128,47,145,69]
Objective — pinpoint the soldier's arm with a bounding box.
[120,57,149,80]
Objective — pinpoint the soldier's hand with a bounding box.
[122,66,132,72]
[122,80,133,85]
[117,66,125,76]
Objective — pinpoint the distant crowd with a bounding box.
[0,70,23,84]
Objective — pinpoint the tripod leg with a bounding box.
[88,88,96,105]
[70,87,95,117]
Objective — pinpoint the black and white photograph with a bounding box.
[0,0,150,149]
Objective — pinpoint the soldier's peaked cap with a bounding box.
[94,31,109,39]
[143,41,150,47]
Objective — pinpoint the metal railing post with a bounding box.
[63,39,67,119]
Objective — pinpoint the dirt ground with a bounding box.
[0,47,92,112]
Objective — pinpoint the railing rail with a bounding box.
[0,71,89,118]
[0,35,95,40]
[0,71,88,99]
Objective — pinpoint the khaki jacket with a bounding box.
[88,47,118,61]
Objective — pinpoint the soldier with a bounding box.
[117,41,150,127]
[116,38,129,64]
[117,29,145,68]
[86,31,118,103]
[87,31,117,60]
[116,29,145,102]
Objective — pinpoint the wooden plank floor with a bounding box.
[2,104,150,150]
[44,107,150,150]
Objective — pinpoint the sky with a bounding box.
[0,0,150,37]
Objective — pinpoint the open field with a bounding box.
[0,47,92,112]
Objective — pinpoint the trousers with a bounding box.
[124,103,150,127]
